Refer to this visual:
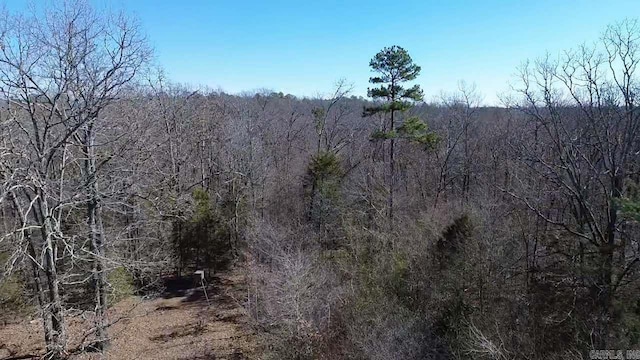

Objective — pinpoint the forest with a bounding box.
[0,2,639,360]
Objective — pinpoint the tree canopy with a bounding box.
[366,45,424,114]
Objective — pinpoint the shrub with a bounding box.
[0,252,32,323]
[108,267,135,304]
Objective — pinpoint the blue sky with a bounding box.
[6,0,640,104]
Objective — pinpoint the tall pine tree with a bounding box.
[365,46,436,231]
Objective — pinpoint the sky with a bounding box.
[5,0,640,105]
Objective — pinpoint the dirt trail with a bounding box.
[0,264,260,360]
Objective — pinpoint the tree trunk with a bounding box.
[31,188,68,360]
[388,106,395,234]
[84,123,110,351]
[10,189,66,359]
[42,214,67,359]
[27,235,56,351]
[594,174,623,348]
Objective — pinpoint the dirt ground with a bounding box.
[0,265,261,360]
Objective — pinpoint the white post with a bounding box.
[194,270,210,305]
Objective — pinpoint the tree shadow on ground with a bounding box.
[160,275,220,304]
[149,323,207,343]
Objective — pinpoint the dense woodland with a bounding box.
[1,2,640,360]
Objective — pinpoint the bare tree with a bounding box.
[435,81,481,206]
[0,0,150,356]
[509,19,640,348]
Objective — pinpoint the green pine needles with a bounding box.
[365,45,437,148]
[364,45,438,229]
